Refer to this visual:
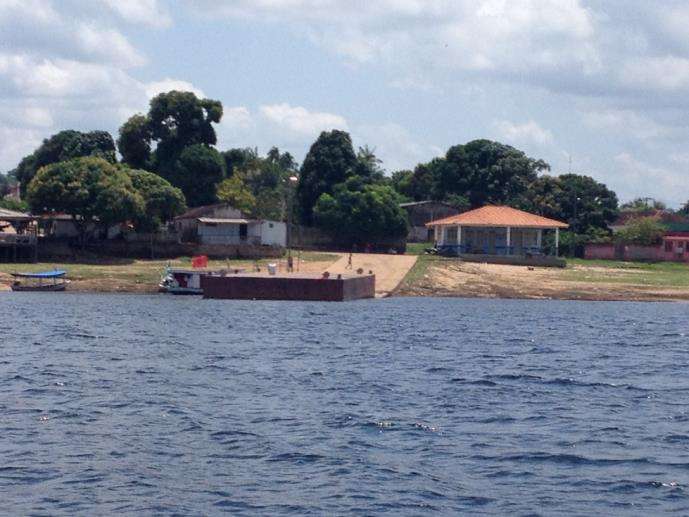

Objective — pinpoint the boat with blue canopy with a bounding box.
[11,270,68,292]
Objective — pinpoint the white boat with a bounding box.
[158,266,246,295]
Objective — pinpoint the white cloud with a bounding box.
[100,0,172,28]
[194,0,600,89]
[613,152,688,205]
[582,109,673,140]
[619,56,689,92]
[259,103,348,136]
[355,122,440,172]
[222,107,253,130]
[145,79,205,99]
[492,120,553,146]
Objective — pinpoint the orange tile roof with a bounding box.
[426,205,569,228]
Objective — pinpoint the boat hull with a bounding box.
[12,283,67,292]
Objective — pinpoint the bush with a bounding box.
[615,217,665,246]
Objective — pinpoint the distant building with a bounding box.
[586,210,689,262]
[174,204,286,247]
[610,209,689,233]
[0,207,38,262]
[426,205,568,262]
[400,201,460,242]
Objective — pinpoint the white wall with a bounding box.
[260,221,286,247]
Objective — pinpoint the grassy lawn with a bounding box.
[405,242,434,255]
[563,258,689,287]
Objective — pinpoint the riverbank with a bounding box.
[0,253,341,293]
[395,253,689,302]
[2,251,688,302]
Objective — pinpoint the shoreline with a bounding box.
[2,252,689,303]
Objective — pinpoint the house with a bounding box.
[400,201,460,242]
[0,208,38,262]
[39,214,122,240]
[174,204,287,247]
[426,205,569,262]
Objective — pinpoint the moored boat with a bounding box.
[158,266,246,295]
[11,270,68,292]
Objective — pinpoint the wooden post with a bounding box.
[506,226,511,255]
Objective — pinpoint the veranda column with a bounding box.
[555,228,560,256]
[506,226,511,255]
[537,229,542,249]
[457,225,462,251]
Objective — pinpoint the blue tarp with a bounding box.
[12,270,66,278]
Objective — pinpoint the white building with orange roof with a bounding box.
[426,205,569,260]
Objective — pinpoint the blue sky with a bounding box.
[2,0,689,206]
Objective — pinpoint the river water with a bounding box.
[2,294,689,515]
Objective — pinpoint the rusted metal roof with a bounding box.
[426,205,569,228]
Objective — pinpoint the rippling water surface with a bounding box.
[2,294,689,514]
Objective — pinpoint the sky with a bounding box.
[1,0,689,206]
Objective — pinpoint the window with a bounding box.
[665,240,674,253]
[268,223,274,228]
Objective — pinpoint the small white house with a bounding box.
[174,204,287,247]
[197,217,286,246]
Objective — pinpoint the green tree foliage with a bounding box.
[390,170,414,200]
[117,91,225,204]
[27,157,144,246]
[222,147,259,176]
[0,197,29,213]
[224,147,298,220]
[615,217,666,246]
[518,175,565,219]
[12,130,116,196]
[392,140,547,207]
[297,130,357,225]
[314,176,408,247]
[117,114,152,169]
[123,168,187,232]
[166,144,226,208]
[438,140,548,207]
[555,174,619,234]
[620,197,666,211]
[216,175,256,214]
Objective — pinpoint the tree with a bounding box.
[27,157,143,247]
[0,197,29,213]
[123,168,187,232]
[620,197,666,211]
[518,175,565,220]
[216,175,256,214]
[353,145,385,183]
[117,114,152,169]
[556,174,618,234]
[297,130,357,225]
[12,130,117,196]
[117,90,224,195]
[615,217,666,246]
[390,170,414,200]
[166,144,226,207]
[222,147,259,176]
[314,176,408,247]
[438,140,548,207]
